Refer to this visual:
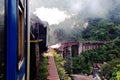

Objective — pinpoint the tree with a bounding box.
[72,55,92,74]
[101,59,120,79]
[82,18,120,41]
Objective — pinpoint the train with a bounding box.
[0,0,47,80]
[30,14,48,80]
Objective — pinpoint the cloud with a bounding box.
[30,0,120,45]
[30,0,120,19]
[0,0,4,15]
[34,7,71,25]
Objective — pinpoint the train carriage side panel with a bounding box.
[6,0,18,79]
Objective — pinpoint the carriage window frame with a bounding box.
[18,0,24,70]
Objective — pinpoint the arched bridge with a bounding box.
[55,41,110,58]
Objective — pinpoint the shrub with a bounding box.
[72,55,92,74]
[52,50,71,80]
[101,59,120,79]
[37,53,48,80]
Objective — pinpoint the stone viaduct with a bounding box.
[56,41,110,58]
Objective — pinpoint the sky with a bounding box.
[30,0,120,25]
[0,0,4,26]
[0,0,4,15]
[30,0,120,45]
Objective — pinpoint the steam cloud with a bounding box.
[30,0,120,17]
[34,7,71,25]
[30,0,120,45]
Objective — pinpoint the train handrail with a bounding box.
[29,39,42,43]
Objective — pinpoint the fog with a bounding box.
[30,0,120,17]
[30,0,120,45]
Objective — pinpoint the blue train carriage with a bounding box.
[5,0,29,80]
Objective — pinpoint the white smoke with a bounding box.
[30,0,120,45]
[30,0,120,18]
[34,7,71,25]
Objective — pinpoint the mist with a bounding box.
[30,0,120,45]
[30,0,120,17]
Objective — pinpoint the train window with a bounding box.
[18,1,24,70]
[0,0,5,79]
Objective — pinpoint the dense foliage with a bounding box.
[72,55,92,74]
[71,13,120,79]
[82,19,120,41]
[72,40,120,74]
[85,40,119,62]
[72,7,120,77]
[82,4,120,41]
[101,59,120,80]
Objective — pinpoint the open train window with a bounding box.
[18,0,24,70]
[0,0,5,79]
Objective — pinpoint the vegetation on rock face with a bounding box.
[64,55,73,74]
[101,59,120,80]
[52,50,71,80]
[70,6,120,78]
[72,55,92,74]
[82,19,120,41]
[81,4,120,41]
[37,53,48,80]
[72,40,120,78]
